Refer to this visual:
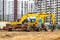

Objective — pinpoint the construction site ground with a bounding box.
[0,22,60,40]
[0,30,60,40]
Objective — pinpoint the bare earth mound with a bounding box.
[0,30,60,40]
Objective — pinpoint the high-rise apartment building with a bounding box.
[34,0,59,24]
[0,0,3,20]
[0,0,7,21]
[17,0,35,18]
[35,0,57,13]
[56,0,60,24]
[1,0,60,24]
[3,0,35,21]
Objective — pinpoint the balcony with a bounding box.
[57,10,60,12]
[57,2,60,3]
[58,17,60,19]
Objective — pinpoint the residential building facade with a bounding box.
[0,0,3,20]
[3,0,35,21]
[1,0,60,24]
[34,0,59,24]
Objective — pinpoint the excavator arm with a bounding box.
[51,12,55,25]
[35,12,51,24]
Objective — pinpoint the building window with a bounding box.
[21,1,23,8]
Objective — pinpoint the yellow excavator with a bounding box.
[3,12,55,31]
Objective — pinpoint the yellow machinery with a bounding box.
[4,12,55,31]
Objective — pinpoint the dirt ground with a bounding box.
[0,30,60,40]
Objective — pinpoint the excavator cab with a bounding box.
[29,18,36,22]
